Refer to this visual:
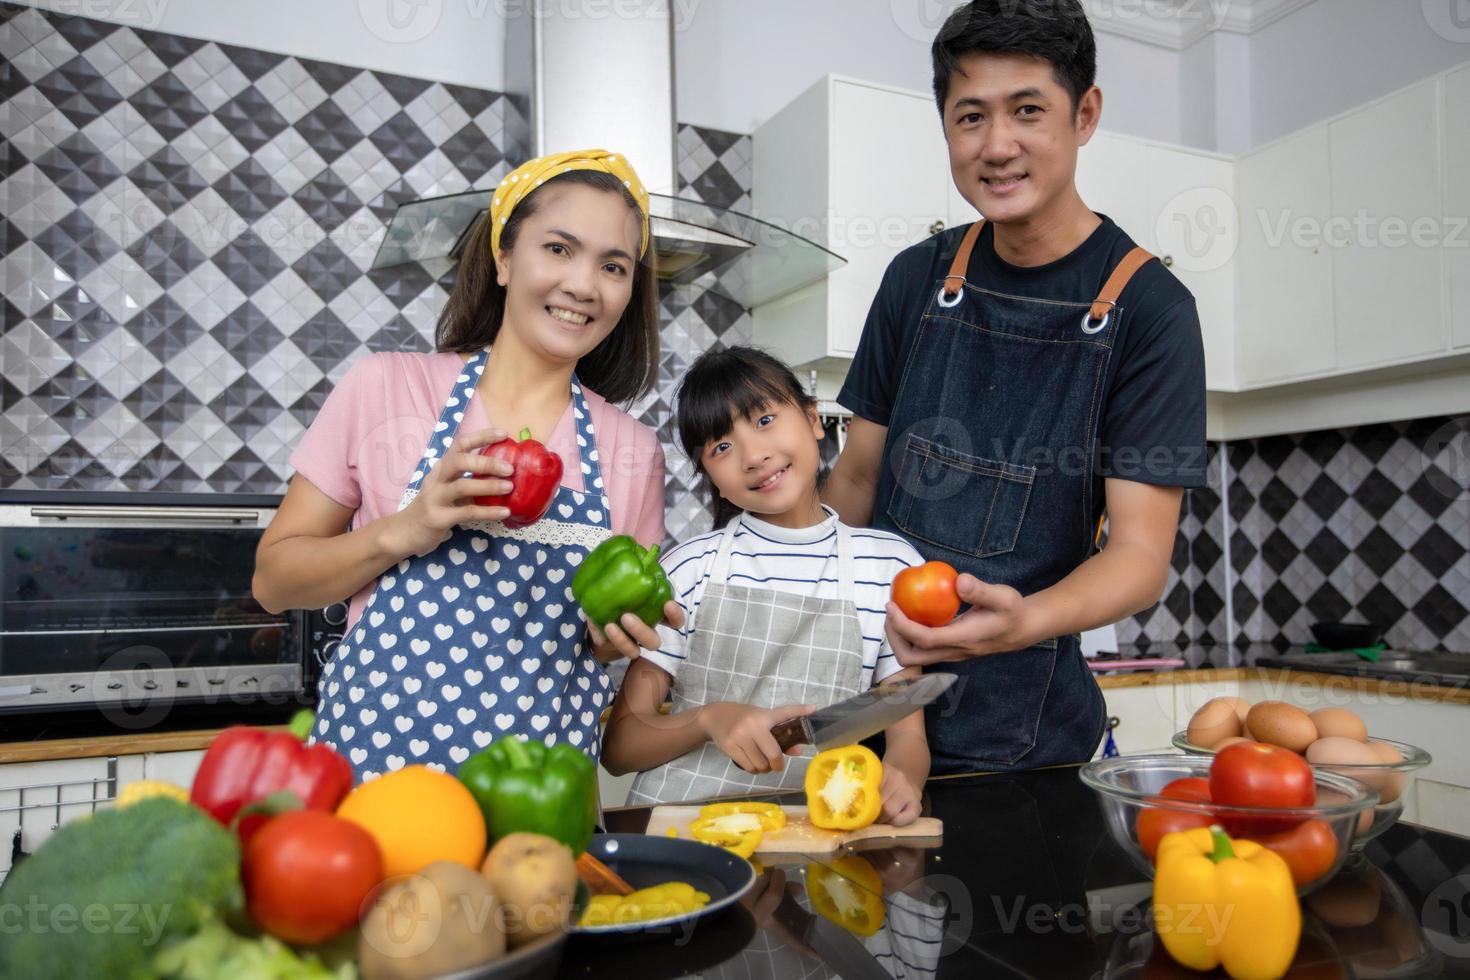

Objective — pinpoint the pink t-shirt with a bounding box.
[288,351,667,630]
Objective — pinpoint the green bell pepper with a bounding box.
[456,736,598,854]
[572,535,674,628]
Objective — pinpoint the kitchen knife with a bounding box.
[770,672,958,752]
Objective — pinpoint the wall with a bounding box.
[8,0,506,91]
[0,2,754,547]
[1248,0,1470,147]
[673,0,1193,146]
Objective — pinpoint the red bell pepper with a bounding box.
[474,427,563,527]
[190,726,353,841]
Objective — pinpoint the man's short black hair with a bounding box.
[932,0,1097,118]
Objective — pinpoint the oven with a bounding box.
[0,491,339,728]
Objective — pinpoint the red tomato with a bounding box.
[1137,777,1214,860]
[892,562,961,628]
[243,810,384,945]
[1209,741,1315,835]
[1251,818,1339,887]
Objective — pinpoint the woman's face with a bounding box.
[495,182,642,364]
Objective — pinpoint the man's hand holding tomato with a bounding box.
[886,563,1037,667]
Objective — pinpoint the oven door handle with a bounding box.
[28,506,263,524]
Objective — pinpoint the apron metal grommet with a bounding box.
[1081,310,1109,334]
[937,286,964,309]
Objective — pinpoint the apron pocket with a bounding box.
[926,643,1058,769]
[887,434,1035,559]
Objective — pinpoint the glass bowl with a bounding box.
[1171,733,1431,849]
[1081,754,1377,895]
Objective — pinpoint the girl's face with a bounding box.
[494,182,642,365]
[701,398,826,527]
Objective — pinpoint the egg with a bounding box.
[1187,697,1244,748]
[1367,741,1406,803]
[1306,736,1402,803]
[1310,707,1368,742]
[1246,701,1317,753]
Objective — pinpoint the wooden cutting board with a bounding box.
[645,805,943,854]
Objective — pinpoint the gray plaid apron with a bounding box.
[627,516,866,804]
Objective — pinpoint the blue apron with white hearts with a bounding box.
[312,347,615,781]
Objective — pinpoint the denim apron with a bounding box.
[873,220,1155,774]
[625,514,867,805]
[312,347,614,781]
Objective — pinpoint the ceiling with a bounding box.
[1087,0,1318,49]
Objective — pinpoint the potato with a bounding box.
[481,832,578,947]
[359,860,504,980]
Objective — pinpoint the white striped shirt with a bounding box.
[642,507,922,687]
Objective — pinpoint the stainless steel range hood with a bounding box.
[369,2,842,307]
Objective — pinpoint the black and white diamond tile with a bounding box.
[1,2,525,492]
[1228,416,1470,654]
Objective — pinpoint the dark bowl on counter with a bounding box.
[1310,621,1383,649]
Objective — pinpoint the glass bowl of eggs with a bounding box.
[1172,698,1431,849]
[1081,754,1377,895]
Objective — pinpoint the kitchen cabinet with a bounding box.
[1234,127,1337,385]
[1097,684,1177,756]
[144,749,206,786]
[1146,145,1237,390]
[1327,78,1446,369]
[752,76,951,370]
[1075,131,1150,245]
[1447,66,1470,350]
[0,755,145,881]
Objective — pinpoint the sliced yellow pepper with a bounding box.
[805,745,883,831]
[578,882,711,926]
[698,801,788,832]
[689,815,762,858]
[1154,825,1300,980]
[807,856,886,936]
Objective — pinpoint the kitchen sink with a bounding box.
[1276,649,1470,686]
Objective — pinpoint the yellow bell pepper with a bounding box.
[1154,825,1301,980]
[807,856,886,936]
[689,815,762,858]
[115,780,189,809]
[698,801,788,832]
[805,745,883,831]
[579,882,711,926]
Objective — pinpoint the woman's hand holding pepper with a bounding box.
[384,428,515,558]
[698,702,814,774]
[586,601,686,663]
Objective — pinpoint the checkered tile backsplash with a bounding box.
[0,3,755,542]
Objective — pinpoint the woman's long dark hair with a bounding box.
[435,170,660,405]
[675,346,820,529]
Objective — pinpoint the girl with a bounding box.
[253,149,681,780]
[603,347,929,824]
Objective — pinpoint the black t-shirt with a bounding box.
[838,215,1208,489]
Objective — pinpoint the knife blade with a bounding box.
[770,672,958,752]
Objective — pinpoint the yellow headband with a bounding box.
[488,149,651,259]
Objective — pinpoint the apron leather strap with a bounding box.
[942,219,985,297]
[1088,246,1155,322]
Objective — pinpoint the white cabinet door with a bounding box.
[1329,79,1447,368]
[1235,127,1337,385]
[1446,66,1470,350]
[1099,685,1177,755]
[0,757,140,880]
[1076,131,1150,242]
[827,81,950,356]
[1147,145,1237,390]
[144,749,207,787]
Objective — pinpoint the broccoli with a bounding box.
[0,797,243,980]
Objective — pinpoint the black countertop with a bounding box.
[570,764,1470,979]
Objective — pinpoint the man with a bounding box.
[826,0,1206,774]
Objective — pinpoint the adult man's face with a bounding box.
[942,51,1100,227]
